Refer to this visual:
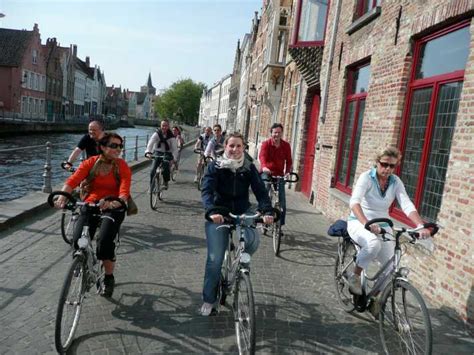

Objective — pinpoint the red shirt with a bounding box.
[259,138,292,176]
[66,156,132,203]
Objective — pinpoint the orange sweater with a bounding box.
[66,156,132,203]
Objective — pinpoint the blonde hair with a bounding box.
[224,132,246,146]
[376,146,402,163]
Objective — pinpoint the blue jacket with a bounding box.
[201,157,272,215]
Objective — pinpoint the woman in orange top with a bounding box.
[55,132,131,297]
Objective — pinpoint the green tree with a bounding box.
[154,78,206,125]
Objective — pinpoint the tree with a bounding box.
[154,79,206,125]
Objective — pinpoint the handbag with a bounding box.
[126,196,138,216]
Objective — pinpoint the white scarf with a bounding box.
[216,152,244,172]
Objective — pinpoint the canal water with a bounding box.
[0,126,158,202]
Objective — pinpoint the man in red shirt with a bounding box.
[259,123,293,226]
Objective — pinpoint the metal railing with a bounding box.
[0,134,150,200]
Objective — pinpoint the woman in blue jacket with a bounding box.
[200,132,274,316]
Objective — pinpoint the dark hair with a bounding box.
[172,126,181,134]
[213,124,222,130]
[270,123,283,132]
[98,132,123,153]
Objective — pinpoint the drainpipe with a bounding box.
[319,0,343,124]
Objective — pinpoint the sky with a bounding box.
[0,0,262,92]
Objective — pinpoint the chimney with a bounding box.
[33,23,39,32]
[85,56,90,67]
[73,45,77,58]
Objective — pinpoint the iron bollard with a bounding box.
[134,135,138,161]
[122,136,127,161]
[42,141,52,193]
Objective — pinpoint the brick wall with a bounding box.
[312,0,474,324]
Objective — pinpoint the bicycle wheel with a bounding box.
[55,257,86,353]
[171,165,178,182]
[272,219,282,256]
[379,279,432,355]
[233,272,256,355]
[150,173,160,210]
[218,249,231,306]
[334,238,357,312]
[60,210,77,245]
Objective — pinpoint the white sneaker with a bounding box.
[348,273,362,295]
[193,176,199,183]
[199,302,214,316]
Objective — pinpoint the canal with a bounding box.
[0,126,158,202]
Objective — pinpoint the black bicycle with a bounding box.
[262,172,299,255]
[331,218,439,354]
[193,148,213,191]
[59,162,79,245]
[145,152,173,210]
[205,208,269,355]
[48,191,126,353]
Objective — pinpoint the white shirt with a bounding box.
[145,131,178,161]
[349,168,417,221]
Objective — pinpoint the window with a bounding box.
[293,0,329,46]
[355,0,380,19]
[398,22,470,223]
[336,62,371,193]
[32,49,38,64]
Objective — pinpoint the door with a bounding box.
[301,93,320,197]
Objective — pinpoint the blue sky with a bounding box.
[0,0,261,91]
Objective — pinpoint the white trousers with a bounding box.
[347,219,394,270]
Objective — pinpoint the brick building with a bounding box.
[300,0,473,323]
[0,24,46,118]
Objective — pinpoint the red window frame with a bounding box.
[355,0,379,19]
[291,0,330,47]
[392,20,469,225]
[335,61,370,194]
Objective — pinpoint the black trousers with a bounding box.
[73,205,125,261]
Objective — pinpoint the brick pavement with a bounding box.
[0,147,472,354]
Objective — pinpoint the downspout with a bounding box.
[319,0,343,124]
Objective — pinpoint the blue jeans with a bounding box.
[202,220,261,304]
[261,173,287,226]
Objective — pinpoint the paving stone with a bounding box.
[0,147,471,353]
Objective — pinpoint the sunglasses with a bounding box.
[105,143,123,149]
[378,161,396,169]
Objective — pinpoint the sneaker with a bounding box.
[102,274,115,297]
[348,273,362,295]
[199,302,214,316]
[193,176,199,183]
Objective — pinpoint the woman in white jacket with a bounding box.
[347,146,431,295]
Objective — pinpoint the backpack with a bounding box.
[79,157,138,216]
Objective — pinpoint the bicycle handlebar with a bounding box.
[262,172,299,183]
[61,161,76,173]
[365,218,439,238]
[205,206,279,224]
[48,191,127,211]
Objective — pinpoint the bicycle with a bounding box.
[59,161,79,245]
[48,191,126,353]
[145,151,173,210]
[332,218,439,355]
[205,208,274,355]
[261,172,299,255]
[193,148,213,191]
